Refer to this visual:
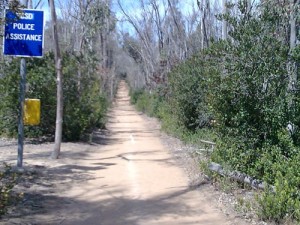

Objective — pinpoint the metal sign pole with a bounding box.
[4,4,44,167]
[17,58,26,168]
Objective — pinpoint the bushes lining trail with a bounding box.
[130,1,300,223]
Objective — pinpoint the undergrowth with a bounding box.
[0,163,19,216]
[128,1,300,223]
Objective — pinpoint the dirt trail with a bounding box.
[1,81,251,225]
[56,81,244,225]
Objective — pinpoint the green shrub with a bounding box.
[209,3,300,220]
[130,89,144,104]
[0,52,108,141]
[62,53,108,140]
[258,168,300,222]
[130,89,163,118]
[255,139,300,222]
[0,63,19,137]
[167,54,216,131]
[0,164,18,216]
[129,1,300,222]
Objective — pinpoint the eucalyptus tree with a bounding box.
[287,0,299,92]
[196,0,210,48]
[222,0,228,40]
[165,0,187,62]
[49,0,63,159]
[118,0,188,89]
[120,0,229,88]
[54,0,117,98]
[117,0,158,88]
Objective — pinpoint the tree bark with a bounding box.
[288,0,297,90]
[208,162,275,192]
[49,0,63,159]
[197,0,210,48]
[151,0,164,55]
[202,0,209,48]
[222,0,228,40]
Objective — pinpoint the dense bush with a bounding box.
[0,61,20,136]
[213,3,300,221]
[210,4,291,173]
[130,89,144,105]
[130,1,300,222]
[0,52,108,141]
[209,6,300,222]
[0,164,18,216]
[61,53,108,141]
[167,55,215,130]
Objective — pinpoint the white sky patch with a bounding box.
[112,0,197,35]
[179,0,196,16]
[41,5,50,22]
[34,0,63,22]
[113,0,196,19]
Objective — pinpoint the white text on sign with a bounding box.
[5,33,42,41]
[13,23,35,30]
[17,13,34,20]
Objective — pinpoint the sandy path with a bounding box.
[55,81,244,225]
[0,81,251,225]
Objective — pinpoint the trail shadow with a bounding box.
[0,143,17,148]
[51,164,107,172]
[91,135,125,146]
[90,130,126,146]
[2,182,212,225]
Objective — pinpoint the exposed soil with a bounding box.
[0,81,266,225]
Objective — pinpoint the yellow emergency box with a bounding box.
[23,99,41,126]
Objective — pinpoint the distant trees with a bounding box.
[45,0,118,99]
[119,0,299,92]
[117,0,224,90]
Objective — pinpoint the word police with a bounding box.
[13,23,35,30]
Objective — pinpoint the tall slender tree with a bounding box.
[288,0,298,91]
[49,0,63,159]
[222,0,228,40]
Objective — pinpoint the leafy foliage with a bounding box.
[0,164,18,216]
[0,52,108,141]
[167,55,215,130]
[130,0,300,222]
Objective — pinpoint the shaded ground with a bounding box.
[0,81,257,225]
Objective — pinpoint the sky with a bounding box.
[37,0,199,34]
[28,0,61,22]
[111,0,196,21]
[35,0,220,33]
[111,0,198,34]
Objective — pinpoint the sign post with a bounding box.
[3,9,44,168]
[18,58,26,168]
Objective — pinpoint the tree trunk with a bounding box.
[197,0,210,48]
[288,0,297,92]
[208,162,275,192]
[49,0,63,159]
[222,0,228,40]
[202,0,209,48]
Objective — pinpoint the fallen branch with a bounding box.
[199,140,216,146]
[208,162,275,192]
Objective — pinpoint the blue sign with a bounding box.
[3,9,44,57]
